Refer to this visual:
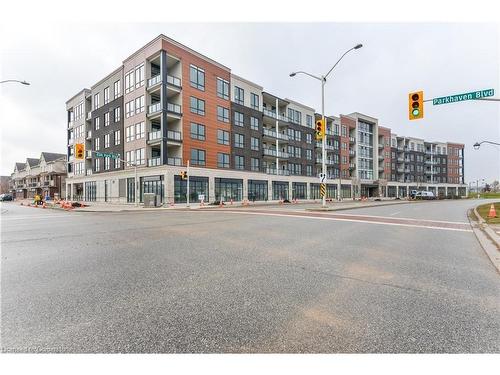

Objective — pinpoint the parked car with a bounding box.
[415,191,436,200]
[0,193,13,201]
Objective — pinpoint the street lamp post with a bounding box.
[290,43,363,208]
[0,80,30,85]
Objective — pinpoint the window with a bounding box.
[306,165,313,176]
[114,107,121,122]
[235,155,244,170]
[250,158,260,172]
[114,80,121,99]
[189,65,205,90]
[190,97,205,115]
[94,158,100,172]
[306,114,313,127]
[135,96,144,114]
[306,149,312,160]
[134,64,144,88]
[104,134,110,148]
[217,78,229,100]
[288,108,301,124]
[250,116,259,131]
[114,157,121,169]
[251,137,259,151]
[234,111,244,126]
[218,153,230,168]
[250,93,259,110]
[104,112,110,127]
[217,129,229,145]
[94,93,100,110]
[104,87,109,105]
[126,150,135,165]
[126,126,133,142]
[306,133,312,144]
[234,133,244,148]
[234,86,244,105]
[125,100,135,118]
[341,125,348,137]
[191,149,206,166]
[114,130,121,145]
[125,70,134,94]
[94,137,100,151]
[135,122,145,139]
[190,123,205,140]
[94,117,100,131]
[217,106,229,123]
[135,148,145,165]
[295,130,301,141]
[104,157,110,170]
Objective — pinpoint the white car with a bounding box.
[415,191,436,200]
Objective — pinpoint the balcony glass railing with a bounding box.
[265,168,290,176]
[148,130,162,141]
[148,157,161,167]
[167,102,182,114]
[86,130,92,139]
[148,75,162,87]
[148,102,162,114]
[167,157,182,166]
[167,75,181,87]
[167,130,182,141]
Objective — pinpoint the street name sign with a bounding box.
[94,152,120,159]
[433,89,494,105]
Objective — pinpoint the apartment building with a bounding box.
[65,34,467,204]
[10,152,67,199]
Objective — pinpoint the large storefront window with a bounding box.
[341,184,352,198]
[326,184,337,199]
[248,180,268,201]
[85,181,96,202]
[215,178,242,202]
[272,181,289,200]
[292,182,306,199]
[174,176,209,203]
[310,183,320,199]
[140,175,164,203]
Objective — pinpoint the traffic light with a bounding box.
[180,171,188,180]
[409,91,424,120]
[75,143,85,160]
[315,119,325,140]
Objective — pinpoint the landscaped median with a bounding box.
[470,202,500,273]
[476,202,500,224]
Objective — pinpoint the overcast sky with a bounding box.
[1,22,499,183]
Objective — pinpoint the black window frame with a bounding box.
[190,96,205,116]
[189,65,205,91]
[190,122,206,141]
[190,148,206,166]
[217,129,230,145]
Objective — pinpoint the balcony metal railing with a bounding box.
[349,136,356,143]
[86,169,93,176]
[86,130,92,139]
[349,149,356,156]
[68,121,74,128]
[263,127,289,141]
[265,168,290,176]
[262,108,289,122]
[167,157,182,166]
[349,163,356,169]
[167,130,182,141]
[86,112,92,121]
[148,157,161,167]
[316,158,335,165]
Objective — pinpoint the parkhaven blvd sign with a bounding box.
[94,152,120,159]
[432,89,494,105]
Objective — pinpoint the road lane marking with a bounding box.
[1,214,70,221]
[322,212,469,225]
[200,210,473,232]
[389,211,401,216]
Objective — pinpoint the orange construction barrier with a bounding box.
[488,204,497,218]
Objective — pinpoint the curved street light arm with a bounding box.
[473,140,500,149]
[324,47,357,79]
[0,79,30,85]
[290,71,323,81]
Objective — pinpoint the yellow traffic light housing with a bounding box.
[75,143,85,160]
[315,119,325,140]
[409,91,424,120]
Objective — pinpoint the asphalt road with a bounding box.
[1,199,499,353]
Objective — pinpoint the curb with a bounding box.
[473,206,500,249]
[469,208,500,274]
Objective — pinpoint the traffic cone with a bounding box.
[488,204,497,218]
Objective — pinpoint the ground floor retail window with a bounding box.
[174,176,209,203]
[140,175,164,203]
[292,182,306,199]
[341,184,352,198]
[248,180,268,201]
[73,183,84,201]
[310,183,320,199]
[215,178,242,202]
[85,181,96,202]
[272,181,289,200]
[387,186,397,198]
[127,178,135,203]
[326,184,337,199]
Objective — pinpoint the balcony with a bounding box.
[167,102,182,115]
[265,168,290,176]
[86,150,92,159]
[148,102,162,115]
[263,127,289,141]
[349,149,356,156]
[397,167,405,173]
[349,136,356,144]
[148,130,162,142]
[262,108,289,122]
[378,154,384,160]
[349,163,356,169]
[86,112,92,121]
[147,75,162,88]
[68,121,74,128]
[86,169,93,176]
[263,148,289,158]
[316,158,335,165]
[378,143,384,149]
[148,157,161,167]
[397,157,404,162]
[166,75,181,87]
[167,130,182,142]
[86,130,92,139]
[68,138,74,145]
[167,157,182,166]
